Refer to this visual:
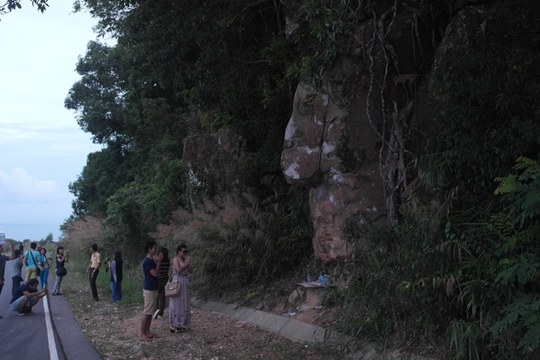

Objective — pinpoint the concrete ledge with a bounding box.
[230,306,256,321]
[210,301,239,316]
[246,309,290,333]
[279,318,326,343]
[191,297,221,311]
[190,297,437,360]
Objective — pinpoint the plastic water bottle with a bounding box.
[307,274,311,283]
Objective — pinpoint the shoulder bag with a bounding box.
[30,251,41,276]
[57,267,68,277]
[165,276,181,297]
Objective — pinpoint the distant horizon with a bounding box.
[0,3,102,245]
[0,223,61,242]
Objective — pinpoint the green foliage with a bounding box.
[63,1,540,358]
[421,0,540,209]
[338,159,540,358]
[139,159,195,222]
[0,0,48,15]
[39,233,53,244]
[105,183,143,232]
[422,156,540,359]
[495,157,540,228]
[67,0,297,235]
[285,0,353,86]
[447,320,489,360]
[63,249,145,304]
[337,214,452,345]
[413,3,540,354]
[336,152,540,358]
[65,41,133,144]
[195,185,313,296]
[69,142,134,217]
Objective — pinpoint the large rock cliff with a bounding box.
[281,3,487,262]
[181,2,489,263]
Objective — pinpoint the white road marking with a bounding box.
[43,294,59,360]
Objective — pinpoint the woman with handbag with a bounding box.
[52,246,68,295]
[38,248,52,289]
[168,244,193,333]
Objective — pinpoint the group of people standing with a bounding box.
[22,242,69,296]
[1,239,194,336]
[83,240,193,341]
[141,241,193,341]
[0,241,69,317]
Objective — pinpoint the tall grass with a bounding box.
[59,250,145,304]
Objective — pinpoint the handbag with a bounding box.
[57,267,67,277]
[165,279,181,297]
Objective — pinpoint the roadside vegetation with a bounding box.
[52,0,540,359]
[56,229,344,360]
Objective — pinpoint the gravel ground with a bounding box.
[63,281,345,359]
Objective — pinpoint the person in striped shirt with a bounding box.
[154,247,170,319]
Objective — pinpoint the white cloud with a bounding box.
[0,168,70,204]
[0,3,102,238]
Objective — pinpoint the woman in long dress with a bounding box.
[169,243,193,333]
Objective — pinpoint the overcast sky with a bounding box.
[0,2,104,241]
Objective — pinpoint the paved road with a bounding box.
[0,260,101,360]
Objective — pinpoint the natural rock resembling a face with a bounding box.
[280,4,477,263]
[281,83,386,263]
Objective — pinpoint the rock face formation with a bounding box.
[180,2,488,264]
[281,3,486,262]
[281,83,385,262]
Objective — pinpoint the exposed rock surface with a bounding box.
[183,128,243,164]
[281,83,385,262]
[281,5,487,262]
[179,4,487,264]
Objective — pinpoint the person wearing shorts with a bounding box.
[140,240,163,341]
[11,278,48,315]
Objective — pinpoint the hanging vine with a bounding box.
[289,0,448,226]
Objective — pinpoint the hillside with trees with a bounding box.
[61,0,540,358]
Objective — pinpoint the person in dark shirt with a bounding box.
[52,246,69,295]
[0,241,12,299]
[141,240,163,341]
[10,278,48,316]
[10,248,25,297]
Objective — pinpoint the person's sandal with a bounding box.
[169,327,186,333]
